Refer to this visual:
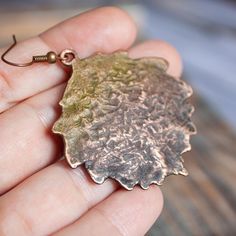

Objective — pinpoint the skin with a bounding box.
[0,7,182,236]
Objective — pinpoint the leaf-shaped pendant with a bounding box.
[53,52,196,190]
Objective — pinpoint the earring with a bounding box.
[2,35,196,190]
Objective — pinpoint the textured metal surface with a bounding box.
[53,52,196,190]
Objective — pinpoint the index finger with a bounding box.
[0,7,137,113]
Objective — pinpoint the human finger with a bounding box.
[54,186,163,236]
[0,6,137,113]
[0,161,119,236]
[129,40,182,77]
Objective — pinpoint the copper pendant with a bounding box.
[53,52,196,190]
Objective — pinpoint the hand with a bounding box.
[0,7,182,236]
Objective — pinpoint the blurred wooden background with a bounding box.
[0,0,236,235]
[151,96,236,235]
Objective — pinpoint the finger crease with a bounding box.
[22,102,50,130]
[63,166,91,213]
[12,209,33,235]
[93,207,124,236]
[0,69,14,111]
[57,24,75,49]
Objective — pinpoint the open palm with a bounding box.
[0,7,182,235]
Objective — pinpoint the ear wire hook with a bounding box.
[1,35,77,67]
[1,35,60,67]
[1,35,38,67]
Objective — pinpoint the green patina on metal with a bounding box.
[53,52,196,190]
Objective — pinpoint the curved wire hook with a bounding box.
[1,35,35,67]
[1,35,77,67]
